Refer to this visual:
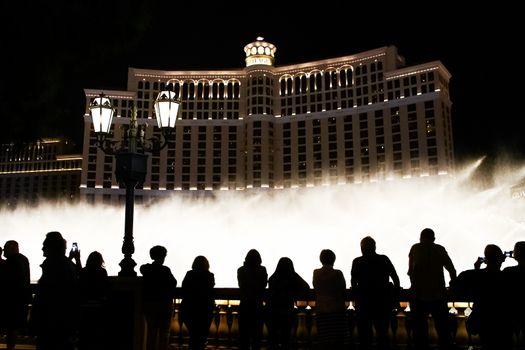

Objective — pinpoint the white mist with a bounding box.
[1,159,524,288]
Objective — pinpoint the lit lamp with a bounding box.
[89,88,180,276]
[90,94,114,134]
[155,90,179,129]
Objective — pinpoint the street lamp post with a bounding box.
[89,89,180,276]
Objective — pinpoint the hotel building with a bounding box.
[81,38,453,203]
[0,138,82,207]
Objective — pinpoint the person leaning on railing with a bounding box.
[408,228,456,350]
[237,249,268,350]
[351,236,400,350]
[180,255,215,350]
[313,249,347,349]
[140,245,177,350]
[266,257,310,350]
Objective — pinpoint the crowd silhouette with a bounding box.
[0,229,524,350]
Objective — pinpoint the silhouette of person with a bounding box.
[0,245,6,335]
[267,257,310,350]
[2,240,31,350]
[351,236,400,350]
[313,249,348,349]
[78,251,109,350]
[503,241,525,346]
[32,231,79,350]
[140,245,177,350]
[453,244,513,350]
[180,255,215,350]
[237,249,268,350]
[68,242,82,273]
[408,228,455,350]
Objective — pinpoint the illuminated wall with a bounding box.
[0,138,82,206]
[80,39,453,203]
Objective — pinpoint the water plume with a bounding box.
[1,158,524,288]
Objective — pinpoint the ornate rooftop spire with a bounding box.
[243,37,276,67]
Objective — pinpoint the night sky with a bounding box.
[2,2,522,164]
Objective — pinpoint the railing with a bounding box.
[3,285,524,349]
[168,288,523,349]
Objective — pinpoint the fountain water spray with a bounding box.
[1,158,524,287]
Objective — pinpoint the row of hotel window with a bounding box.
[127,69,440,119]
[134,60,383,100]
[0,160,82,173]
[0,147,60,162]
[85,107,441,189]
[127,80,437,120]
[281,108,438,179]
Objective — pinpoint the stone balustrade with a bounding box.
[3,284,523,349]
[168,288,523,349]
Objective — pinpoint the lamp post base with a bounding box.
[119,257,138,277]
[106,276,144,350]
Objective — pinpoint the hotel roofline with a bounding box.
[385,61,451,80]
[126,46,404,79]
[85,90,135,99]
[101,46,449,92]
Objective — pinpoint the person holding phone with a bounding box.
[452,244,512,350]
[69,242,82,272]
[32,231,79,350]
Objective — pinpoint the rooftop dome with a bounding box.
[243,37,276,67]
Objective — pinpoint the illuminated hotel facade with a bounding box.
[81,38,453,203]
[0,138,82,207]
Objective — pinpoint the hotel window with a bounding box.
[280,80,286,95]
[324,73,331,90]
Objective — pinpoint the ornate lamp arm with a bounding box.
[96,134,118,155]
